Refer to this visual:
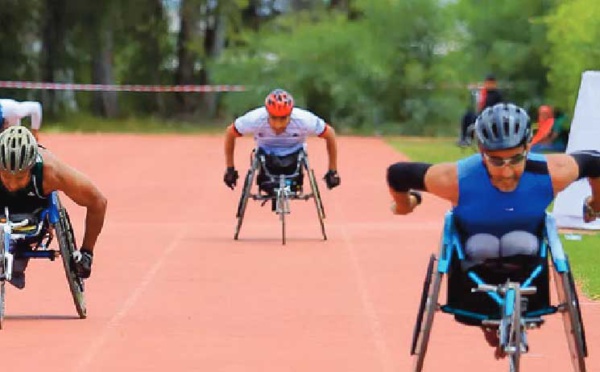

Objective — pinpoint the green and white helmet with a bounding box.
[0,126,38,174]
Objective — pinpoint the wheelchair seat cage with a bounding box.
[0,191,87,329]
[411,211,588,372]
[234,148,327,244]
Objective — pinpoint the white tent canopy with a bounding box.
[553,71,600,230]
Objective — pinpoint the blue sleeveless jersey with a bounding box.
[453,153,554,238]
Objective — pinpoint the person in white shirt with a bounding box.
[223,88,340,191]
[0,99,43,141]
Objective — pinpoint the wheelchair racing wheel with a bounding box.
[307,167,327,241]
[0,243,5,329]
[554,257,587,372]
[411,254,442,372]
[234,168,255,240]
[55,202,87,319]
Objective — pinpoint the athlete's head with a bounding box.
[0,126,38,175]
[265,89,294,134]
[475,103,531,192]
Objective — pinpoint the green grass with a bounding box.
[386,136,600,299]
[44,113,227,135]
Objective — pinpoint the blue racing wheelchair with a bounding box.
[234,148,326,245]
[411,212,587,372]
[0,192,86,328]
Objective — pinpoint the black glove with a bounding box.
[73,248,93,279]
[224,167,239,189]
[323,170,341,189]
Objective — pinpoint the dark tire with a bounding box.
[412,254,442,372]
[411,254,436,355]
[554,258,587,372]
[308,168,327,240]
[55,202,86,319]
[0,236,5,329]
[234,169,254,240]
[280,193,286,246]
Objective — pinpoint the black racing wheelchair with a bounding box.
[234,148,326,245]
[411,212,587,372]
[0,191,86,328]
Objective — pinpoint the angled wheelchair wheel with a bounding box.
[234,168,255,240]
[0,264,4,330]
[554,258,587,372]
[0,235,5,329]
[307,168,327,240]
[412,254,442,372]
[55,203,87,319]
[0,279,4,329]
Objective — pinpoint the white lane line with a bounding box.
[335,209,396,372]
[73,226,188,372]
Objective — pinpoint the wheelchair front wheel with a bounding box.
[55,205,87,319]
[412,254,442,372]
[554,260,587,372]
[504,285,522,372]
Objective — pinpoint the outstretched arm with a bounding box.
[387,162,458,215]
[224,124,241,168]
[41,150,107,252]
[320,124,338,171]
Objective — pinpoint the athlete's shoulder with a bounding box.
[290,107,320,121]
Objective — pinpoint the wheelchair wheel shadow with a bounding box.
[5,314,80,321]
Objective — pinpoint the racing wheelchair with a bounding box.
[411,212,587,372]
[0,192,86,328]
[234,148,326,245]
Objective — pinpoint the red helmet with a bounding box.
[265,89,294,116]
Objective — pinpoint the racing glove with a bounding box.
[224,167,239,190]
[323,170,341,189]
[73,248,93,279]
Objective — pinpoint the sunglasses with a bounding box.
[269,115,290,120]
[483,151,527,167]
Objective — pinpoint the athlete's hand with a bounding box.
[583,196,600,223]
[224,167,239,189]
[324,170,340,189]
[73,249,93,279]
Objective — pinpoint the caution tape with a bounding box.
[0,81,246,92]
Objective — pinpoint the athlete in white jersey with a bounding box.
[0,99,43,141]
[224,89,340,190]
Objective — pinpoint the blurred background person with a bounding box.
[0,98,43,141]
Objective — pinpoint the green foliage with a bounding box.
[545,0,600,114]
[212,0,464,135]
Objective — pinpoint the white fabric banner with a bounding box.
[553,71,600,229]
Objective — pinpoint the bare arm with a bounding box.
[41,150,107,252]
[320,124,338,170]
[548,152,600,221]
[224,124,241,168]
[387,162,458,215]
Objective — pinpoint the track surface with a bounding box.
[0,134,598,371]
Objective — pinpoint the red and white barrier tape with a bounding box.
[0,81,246,92]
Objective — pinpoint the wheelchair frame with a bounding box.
[234,148,326,245]
[411,212,587,372]
[0,191,86,329]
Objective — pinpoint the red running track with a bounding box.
[0,134,598,372]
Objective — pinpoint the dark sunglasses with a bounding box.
[483,151,527,167]
[269,115,289,120]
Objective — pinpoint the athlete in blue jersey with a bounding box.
[386,102,600,347]
[223,89,340,192]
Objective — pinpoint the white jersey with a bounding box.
[0,99,43,130]
[234,107,326,156]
